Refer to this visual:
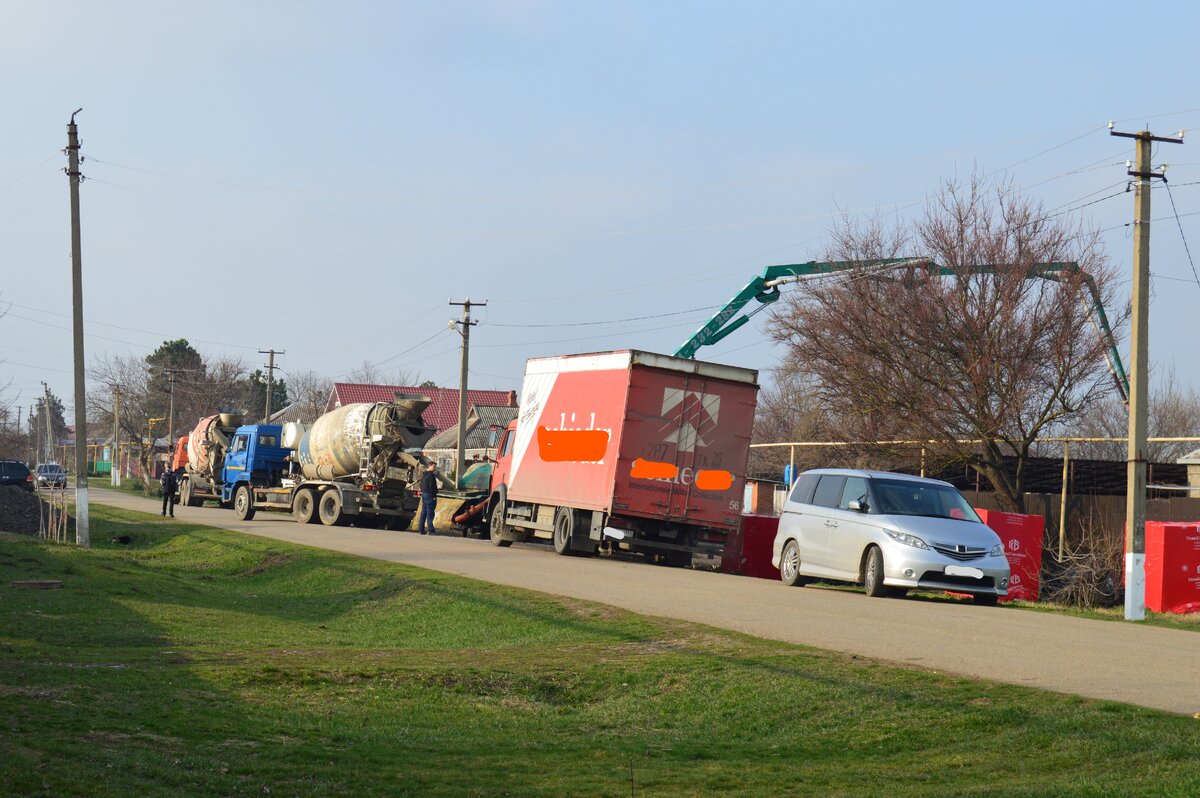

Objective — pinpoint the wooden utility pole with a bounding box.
[1109,123,1184,620]
[449,298,485,486]
[111,385,122,487]
[259,349,284,421]
[66,108,89,546]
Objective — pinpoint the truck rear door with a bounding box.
[617,363,757,531]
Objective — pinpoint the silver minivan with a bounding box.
[770,469,1010,604]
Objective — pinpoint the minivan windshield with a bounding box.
[871,478,981,522]
[37,465,64,475]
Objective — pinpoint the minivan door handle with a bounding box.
[824,519,838,528]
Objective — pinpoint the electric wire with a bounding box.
[87,155,323,195]
[0,153,60,194]
[1162,180,1200,291]
[486,304,721,328]
[0,187,67,228]
[5,301,261,351]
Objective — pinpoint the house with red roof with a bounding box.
[325,383,517,436]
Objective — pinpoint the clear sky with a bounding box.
[2,1,1199,422]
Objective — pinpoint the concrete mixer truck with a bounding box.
[223,395,451,528]
[179,412,245,507]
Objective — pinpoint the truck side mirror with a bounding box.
[486,428,499,448]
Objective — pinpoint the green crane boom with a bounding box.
[674,257,1129,403]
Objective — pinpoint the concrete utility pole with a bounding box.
[111,384,122,487]
[259,349,284,421]
[449,298,485,487]
[1110,123,1184,621]
[166,370,178,462]
[41,382,54,465]
[66,108,89,546]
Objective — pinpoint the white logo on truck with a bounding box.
[659,389,720,453]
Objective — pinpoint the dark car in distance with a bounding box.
[0,460,35,492]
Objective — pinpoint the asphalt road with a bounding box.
[91,487,1200,715]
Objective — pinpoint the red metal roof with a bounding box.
[329,384,516,435]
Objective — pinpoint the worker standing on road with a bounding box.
[418,463,438,535]
[161,468,178,518]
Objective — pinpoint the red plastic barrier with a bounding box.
[975,509,1044,602]
[1145,522,1200,614]
[721,515,781,581]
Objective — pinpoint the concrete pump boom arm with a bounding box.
[674,258,1129,403]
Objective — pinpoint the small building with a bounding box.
[1178,447,1200,498]
[424,404,519,474]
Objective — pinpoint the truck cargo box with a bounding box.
[505,350,758,532]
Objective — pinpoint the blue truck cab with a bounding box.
[220,424,291,505]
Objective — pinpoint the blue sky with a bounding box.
[2,1,1199,420]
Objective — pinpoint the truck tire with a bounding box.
[234,485,255,521]
[293,489,318,524]
[553,507,576,556]
[180,479,197,508]
[319,490,347,527]
[488,495,513,547]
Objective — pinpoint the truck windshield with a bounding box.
[871,478,981,522]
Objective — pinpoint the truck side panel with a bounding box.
[505,353,631,512]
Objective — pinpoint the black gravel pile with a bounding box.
[0,487,75,536]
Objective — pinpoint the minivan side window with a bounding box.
[811,476,846,508]
[838,477,871,511]
[789,473,819,504]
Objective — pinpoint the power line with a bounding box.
[0,153,60,194]
[6,301,260,351]
[486,304,721,328]
[1162,180,1200,291]
[87,155,323,195]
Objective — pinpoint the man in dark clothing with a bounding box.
[418,463,438,535]
[161,468,178,518]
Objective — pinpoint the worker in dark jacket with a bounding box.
[161,468,178,518]
[418,462,439,535]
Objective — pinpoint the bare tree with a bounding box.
[1059,366,1200,462]
[767,174,1124,512]
[344,360,419,387]
[282,370,333,424]
[88,346,247,490]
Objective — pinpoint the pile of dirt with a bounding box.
[0,487,75,537]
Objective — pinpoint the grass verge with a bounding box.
[2,505,1198,797]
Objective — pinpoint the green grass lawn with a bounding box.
[2,506,1198,797]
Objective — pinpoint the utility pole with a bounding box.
[165,369,179,460]
[111,384,122,487]
[66,108,89,547]
[449,298,485,486]
[259,349,284,421]
[1110,122,1184,621]
[41,382,54,464]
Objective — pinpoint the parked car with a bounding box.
[35,463,68,489]
[771,469,1010,605]
[0,460,35,492]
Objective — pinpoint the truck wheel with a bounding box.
[488,497,513,547]
[234,485,255,521]
[293,489,318,524]
[319,490,347,527]
[180,479,193,507]
[553,508,576,556]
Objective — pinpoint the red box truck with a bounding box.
[485,350,759,565]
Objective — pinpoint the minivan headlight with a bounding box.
[990,543,1004,557]
[884,529,929,550]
